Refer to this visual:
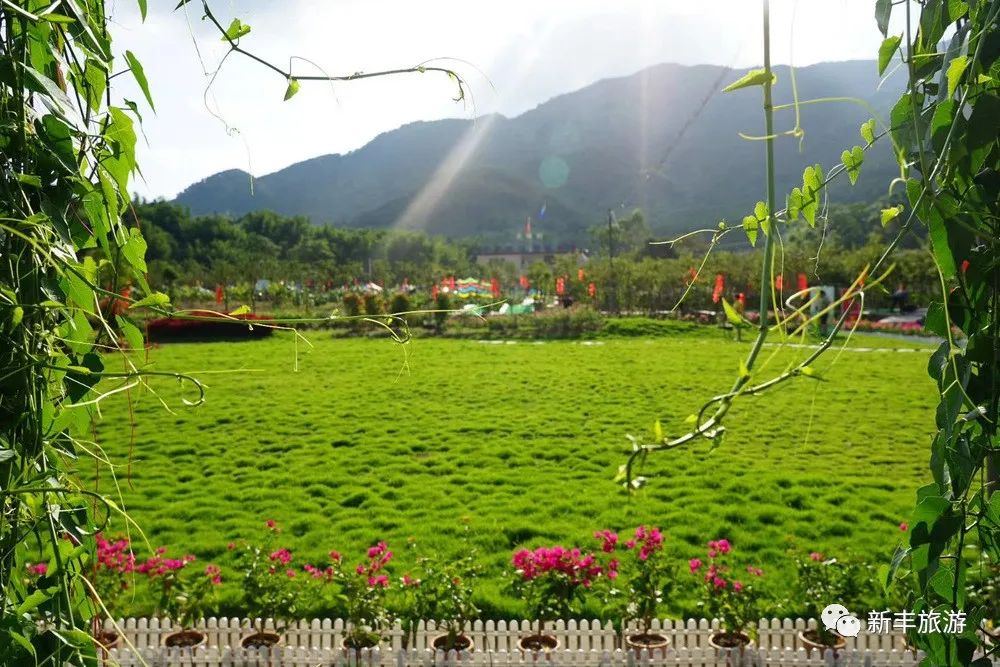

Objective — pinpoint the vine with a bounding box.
[628,3,999,666]
[0,1,468,663]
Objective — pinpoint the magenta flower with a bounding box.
[328,550,342,562]
[269,548,293,565]
[266,519,277,529]
[27,563,48,576]
[285,569,296,578]
[733,581,743,592]
[810,551,823,562]
[689,558,702,573]
[899,522,908,532]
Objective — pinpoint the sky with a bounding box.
[109,1,898,199]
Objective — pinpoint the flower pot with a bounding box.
[798,629,846,655]
[241,631,282,649]
[518,634,560,652]
[341,636,380,652]
[431,633,475,653]
[163,629,207,649]
[625,633,670,653]
[708,632,751,650]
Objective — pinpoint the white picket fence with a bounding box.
[96,617,940,667]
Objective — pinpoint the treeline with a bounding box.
[136,200,478,289]
[134,199,934,314]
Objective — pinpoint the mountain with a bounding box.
[173,60,903,244]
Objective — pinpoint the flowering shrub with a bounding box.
[136,546,221,630]
[689,539,764,642]
[792,551,864,645]
[91,534,137,618]
[146,309,274,343]
[400,537,481,650]
[233,520,306,635]
[511,544,604,626]
[596,526,674,636]
[317,542,395,648]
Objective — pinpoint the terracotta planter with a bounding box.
[431,633,475,653]
[798,629,846,655]
[518,634,560,652]
[708,631,752,651]
[241,631,282,649]
[163,629,207,649]
[624,632,670,653]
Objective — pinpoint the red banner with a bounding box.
[431,284,439,299]
[215,285,224,304]
[519,275,529,289]
[797,273,808,292]
[490,277,500,297]
[588,282,596,298]
[775,275,784,290]
[712,273,725,304]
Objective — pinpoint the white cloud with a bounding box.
[110,0,899,199]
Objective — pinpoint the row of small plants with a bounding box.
[41,522,910,652]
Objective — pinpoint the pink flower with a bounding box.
[899,522,908,532]
[402,574,419,587]
[689,558,702,573]
[227,542,236,551]
[810,552,823,562]
[733,581,744,592]
[156,547,167,555]
[716,539,731,554]
[594,530,618,553]
[625,539,636,549]
[285,569,296,578]
[329,550,342,562]
[266,519,277,529]
[355,564,366,575]
[269,549,293,565]
[27,563,48,576]
[368,575,389,587]
[204,564,222,585]
[712,576,727,589]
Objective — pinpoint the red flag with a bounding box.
[215,285,224,304]
[712,273,725,304]
[588,282,596,298]
[577,268,585,281]
[519,275,529,289]
[431,284,439,299]
[447,276,456,291]
[556,277,565,296]
[797,273,808,292]
[775,275,784,290]
[490,277,500,297]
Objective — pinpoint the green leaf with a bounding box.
[738,360,750,380]
[945,55,968,98]
[16,173,42,188]
[860,119,876,145]
[124,51,155,111]
[0,448,14,463]
[741,215,758,247]
[121,227,148,274]
[880,206,903,226]
[754,200,770,236]
[17,588,53,615]
[875,0,892,36]
[878,35,902,75]
[5,630,35,658]
[722,68,776,93]
[786,188,803,223]
[722,299,744,326]
[283,78,301,101]
[798,366,825,381]
[116,315,144,350]
[801,165,822,227]
[129,292,170,310]
[138,0,147,19]
[9,306,23,328]
[840,145,864,185]
[222,18,251,41]
[653,420,663,442]
[41,13,75,23]
[229,305,250,316]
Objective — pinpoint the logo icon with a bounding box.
[822,603,861,638]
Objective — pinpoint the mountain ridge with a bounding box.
[173,59,902,243]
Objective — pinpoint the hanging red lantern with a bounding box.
[797,273,808,292]
[588,282,596,298]
[775,275,784,290]
[519,275,529,289]
[556,277,565,296]
[215,285,224,304]
[578,268,585,281]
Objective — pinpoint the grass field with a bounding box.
[87,330,937,618]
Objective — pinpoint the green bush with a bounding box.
[600,317,700,338]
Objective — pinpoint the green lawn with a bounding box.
[87,332,936,618]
